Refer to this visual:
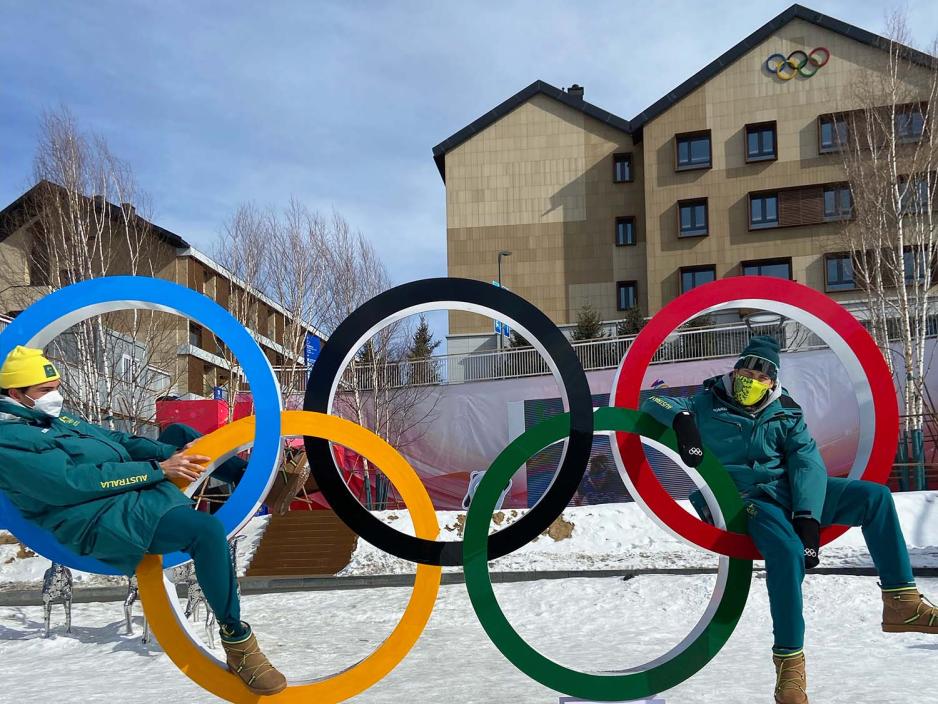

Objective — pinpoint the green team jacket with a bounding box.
[641,374,830,521]
[0,400,191,575]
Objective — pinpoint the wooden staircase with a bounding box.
[244,510,359,577]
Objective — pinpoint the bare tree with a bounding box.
[834,13,938,468]
[3,107,183,431]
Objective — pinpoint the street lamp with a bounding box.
[497,251,512,352]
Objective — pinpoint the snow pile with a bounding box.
[341,491,938,575]
[0,514,270,589]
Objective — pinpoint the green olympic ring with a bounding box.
[765,47,830,80]
[463,406,753,702]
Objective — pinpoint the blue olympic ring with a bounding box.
[0,276,283,574]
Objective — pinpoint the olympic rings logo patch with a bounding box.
[765,47,830,80]
[0,274,897,702]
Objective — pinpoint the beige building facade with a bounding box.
[434,5,935,350]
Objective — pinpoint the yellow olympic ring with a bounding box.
[137,410,442,703]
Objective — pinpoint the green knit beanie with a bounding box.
[734,335,780,380]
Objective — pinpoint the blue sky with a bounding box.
[2,1,936,339]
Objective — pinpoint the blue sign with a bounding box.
[494,320,502,335]
[305,333,321,368]
[503,323,511,338]
[212,385,225,400]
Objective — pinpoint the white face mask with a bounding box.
[27,389,64,418]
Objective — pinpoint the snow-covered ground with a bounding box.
[1,573,937,703]
[2,492,938,702]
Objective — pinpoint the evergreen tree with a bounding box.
[615,306,645,336]
[407,315,441,360]
[571,304,607,341]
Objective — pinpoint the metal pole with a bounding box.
[497,256,502,355]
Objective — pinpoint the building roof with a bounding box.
[431,3,938,182]
[0,180,191,249]
[431,80,632,180]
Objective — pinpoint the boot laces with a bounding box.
[231,643,276,685]
[775,657,807,697]
[898,592,938,625]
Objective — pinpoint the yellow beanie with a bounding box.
[0,346,61,390]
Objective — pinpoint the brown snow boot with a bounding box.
[221,624,287,695]
[882,586,938,633]
[773,651,808,704]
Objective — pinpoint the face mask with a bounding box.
[733,374,772,407]
[27,389,64,418]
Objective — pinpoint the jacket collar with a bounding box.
[0,398,53,425]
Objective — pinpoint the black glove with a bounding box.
[672,411,703,468]
[792,516,820,569]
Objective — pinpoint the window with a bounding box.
[188,322,203,348]
[900,176,929,214]
[896,107,925,141]
[675,131,711,169]
[678,198,708,237]
[819,114,849,153]
[613,153,633,182]
[615,217,636,246]
[741,258,792,279]
[681,265,716,293]
[825,254,856,291]
[118,354,135,382]
[746,122,777,162]
[750,193,779,228]
[904,248,928,284]
[823,185,853,220]
[616,281,637,311]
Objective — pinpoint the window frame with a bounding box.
[740,256,793,280]
[744,121,778,163]
[824,252,858,292]
[616,280,638,311]
[818,113,849,154]
[614,216,637,246]
[677,197,709,238]
[674,130,712,171]
[612,152,633,183]
[748,191,780,230]
[823,183,853,221]
[680,265,717,294]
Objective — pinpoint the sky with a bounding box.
[2,1,937,340]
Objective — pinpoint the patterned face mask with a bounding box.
[733,374,772,406]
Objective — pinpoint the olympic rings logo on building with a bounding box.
[765,47,830,80]
[0,275,898,702]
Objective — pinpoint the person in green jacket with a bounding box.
[0,346,286,696]
[642,336,938,704]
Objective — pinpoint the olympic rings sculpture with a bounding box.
[765,47,830,80]
[0,274,897,702]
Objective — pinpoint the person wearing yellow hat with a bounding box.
[0,346,286,695]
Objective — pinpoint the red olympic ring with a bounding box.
[611,276,899,560]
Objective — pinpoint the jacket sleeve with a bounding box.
[0,441,167,507]
[98,427,178,462]
[640,393,696,428]
[783,416,828,521]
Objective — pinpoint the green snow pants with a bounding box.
[746,477,915,653]
[147,505,242,632]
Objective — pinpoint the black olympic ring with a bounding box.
[303,277,594,566]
